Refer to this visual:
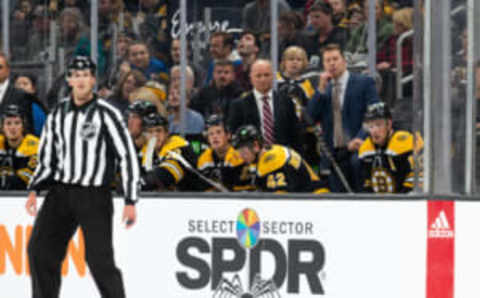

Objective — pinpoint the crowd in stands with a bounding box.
[3,0,470,194]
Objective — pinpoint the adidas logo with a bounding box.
[428,210,454,238]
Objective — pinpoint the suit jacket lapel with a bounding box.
[246,93,261,129]
[272,91,280,126]
[343,74,355,117]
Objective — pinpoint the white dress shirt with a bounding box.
[0,79,10,104]
[333,70,349,107]
[253,88,274,135]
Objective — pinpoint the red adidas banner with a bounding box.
[427,200,455,298]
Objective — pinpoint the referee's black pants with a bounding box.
[27,184,126,298]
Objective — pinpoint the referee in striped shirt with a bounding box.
[25,56,140,298]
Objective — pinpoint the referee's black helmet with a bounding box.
[66,55,96,77]
[232,125,263,148]
[143,113,168,128]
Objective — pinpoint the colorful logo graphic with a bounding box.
[236,208,261,249]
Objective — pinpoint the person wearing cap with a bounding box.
[25,56,140,298]
[232,124,329,194]
[0,104,39,190]
[197,115,255,192]
[358,102,423,193]
[140,112,201,191]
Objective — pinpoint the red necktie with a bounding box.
[262,95,274,145]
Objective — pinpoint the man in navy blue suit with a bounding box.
[307,43,379,192]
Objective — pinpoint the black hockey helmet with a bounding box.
[2,104,24,119]
[364,102,392,121]
[205,114,226,130]
[126,100,157,118]
[232,125,263,148]
[143,113,168,128]
[66,55,96,77]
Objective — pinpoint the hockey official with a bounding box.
[25,56,140,298]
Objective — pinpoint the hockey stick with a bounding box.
[285,88,353,193]
[167,150,230,192]
[144,136,157,171]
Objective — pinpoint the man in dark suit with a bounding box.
[0,53,46,136]
[228,59,300,152]
[307,44,379,192]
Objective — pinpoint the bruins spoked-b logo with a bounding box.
[80,122,98,140]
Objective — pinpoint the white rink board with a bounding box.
[0,197,427,298]
[455,202,480,298]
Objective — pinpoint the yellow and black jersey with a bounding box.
[140,135,200,191]
[255,145,329,194]
[197,146,255,192]
[0,134,39,190]
[358,131,424,193]
[277,73,317,119]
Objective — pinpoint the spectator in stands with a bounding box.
[359,102,423,193]
[169,39,203,88]
[377,7,414,75]
[197,114,254,192]
[14,74,37,97]
[346,0,394,57]
[307,44,379,192]
[169,64,195,93]
[0,104,39,190]
[242,0,291,34]
[329,0,349,27]
[108,69,147,113]
[228,59,300,153]
[134,0,172,63]
[376,7,413,103]
[232,124,329,193]
[170,39,182,67]
[190,60,244,119]
[127,40,169,83]
[306,2,349,68]
[26,5,52,61]
[0,54,46,137]
[140,112,202,191]
[49,0,89,18]
[13,73,47,136]
[106,32,135,87]
[10,0,33,60]
[346,2,366,31]
[277,12,312,62]
[237,31,261,90]
[167,85,205,137]
[97,0,133,78]
[58,8,89,65]
[204,32,242,87]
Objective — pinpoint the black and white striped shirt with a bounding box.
[28,95,140,204]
